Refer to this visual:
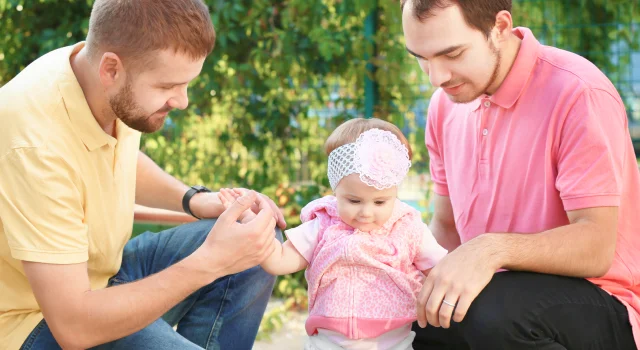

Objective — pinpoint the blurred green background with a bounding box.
[1,0,639,339]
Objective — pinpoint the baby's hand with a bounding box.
[218,188,257,224]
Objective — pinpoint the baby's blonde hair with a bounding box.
[324,118,413,160]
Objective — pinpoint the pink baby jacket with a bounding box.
[285,196,447,339]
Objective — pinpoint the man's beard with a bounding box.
[446,40,502,104]
[109,82,168,133]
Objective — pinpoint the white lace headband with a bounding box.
[327,128,411,190]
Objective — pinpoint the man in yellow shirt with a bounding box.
[0,1,285,349]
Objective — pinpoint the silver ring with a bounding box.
[442,299,456,307]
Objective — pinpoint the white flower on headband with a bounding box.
[328,128,411,190]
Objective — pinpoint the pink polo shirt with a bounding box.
[426,27,640,345]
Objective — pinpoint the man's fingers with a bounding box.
[248,218,277,265]
[231,188,286,229]
[218,190,258,223]
[275,205,286,229]
[438,292,460,329]
[416,277,434,328]
[256,217,277,249]
[452,291,474,323]
[227,188,285,229]
[260,193,286,229]
[425,280,449,327]
[257,235,278,263]
[243,196,276,232]
[255,194,274,213]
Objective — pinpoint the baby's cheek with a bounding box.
[337,205,352,222]
[378,206,394,224]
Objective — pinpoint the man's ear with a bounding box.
[492,10,514,46]
[98,52,126,90]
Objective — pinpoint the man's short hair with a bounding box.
[86,0,216,70]
[401,0,512,36]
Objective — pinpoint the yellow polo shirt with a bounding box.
[0,43,141,349]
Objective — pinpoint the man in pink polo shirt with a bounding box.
[401,0,640,349]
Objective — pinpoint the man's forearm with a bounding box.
[135,151,189,212]
[67,253,216,348]
[486,221,616,278]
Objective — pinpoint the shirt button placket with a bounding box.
[480,100,491,148]
[478,99,491,187]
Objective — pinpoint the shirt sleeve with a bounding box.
[0,147,88,263]
[426,90,449,196]
[414,223,448,271]
[555,88,627,211]
[284,218,321,263]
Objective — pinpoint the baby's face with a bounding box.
[334,174,397,232]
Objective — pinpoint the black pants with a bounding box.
[412,272,636,350]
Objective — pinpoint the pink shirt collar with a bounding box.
[470,27,541,111]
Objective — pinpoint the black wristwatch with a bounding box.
[182,185,212,219]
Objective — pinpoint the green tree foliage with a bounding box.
[513,0,639,92]
[2,0,636,191]
[0,1,429,195]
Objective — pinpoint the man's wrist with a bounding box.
[180,248,222,286]
[182,185,212,219]
[477,233,511,270]
[189,192,225,220]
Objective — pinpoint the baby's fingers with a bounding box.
[218,188,237,208]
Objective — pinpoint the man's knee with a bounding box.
[460,272,540,343]
[462,295,516,340]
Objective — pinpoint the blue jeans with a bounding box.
[20,219,282,350]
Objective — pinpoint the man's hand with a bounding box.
[417,235,500,329]
[190,188,285,229]
[218,188,256,223]
[193,190,278,279]
[239,188,286,229]
[227,188,285,229]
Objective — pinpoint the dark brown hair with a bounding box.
[401,0,512,36]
